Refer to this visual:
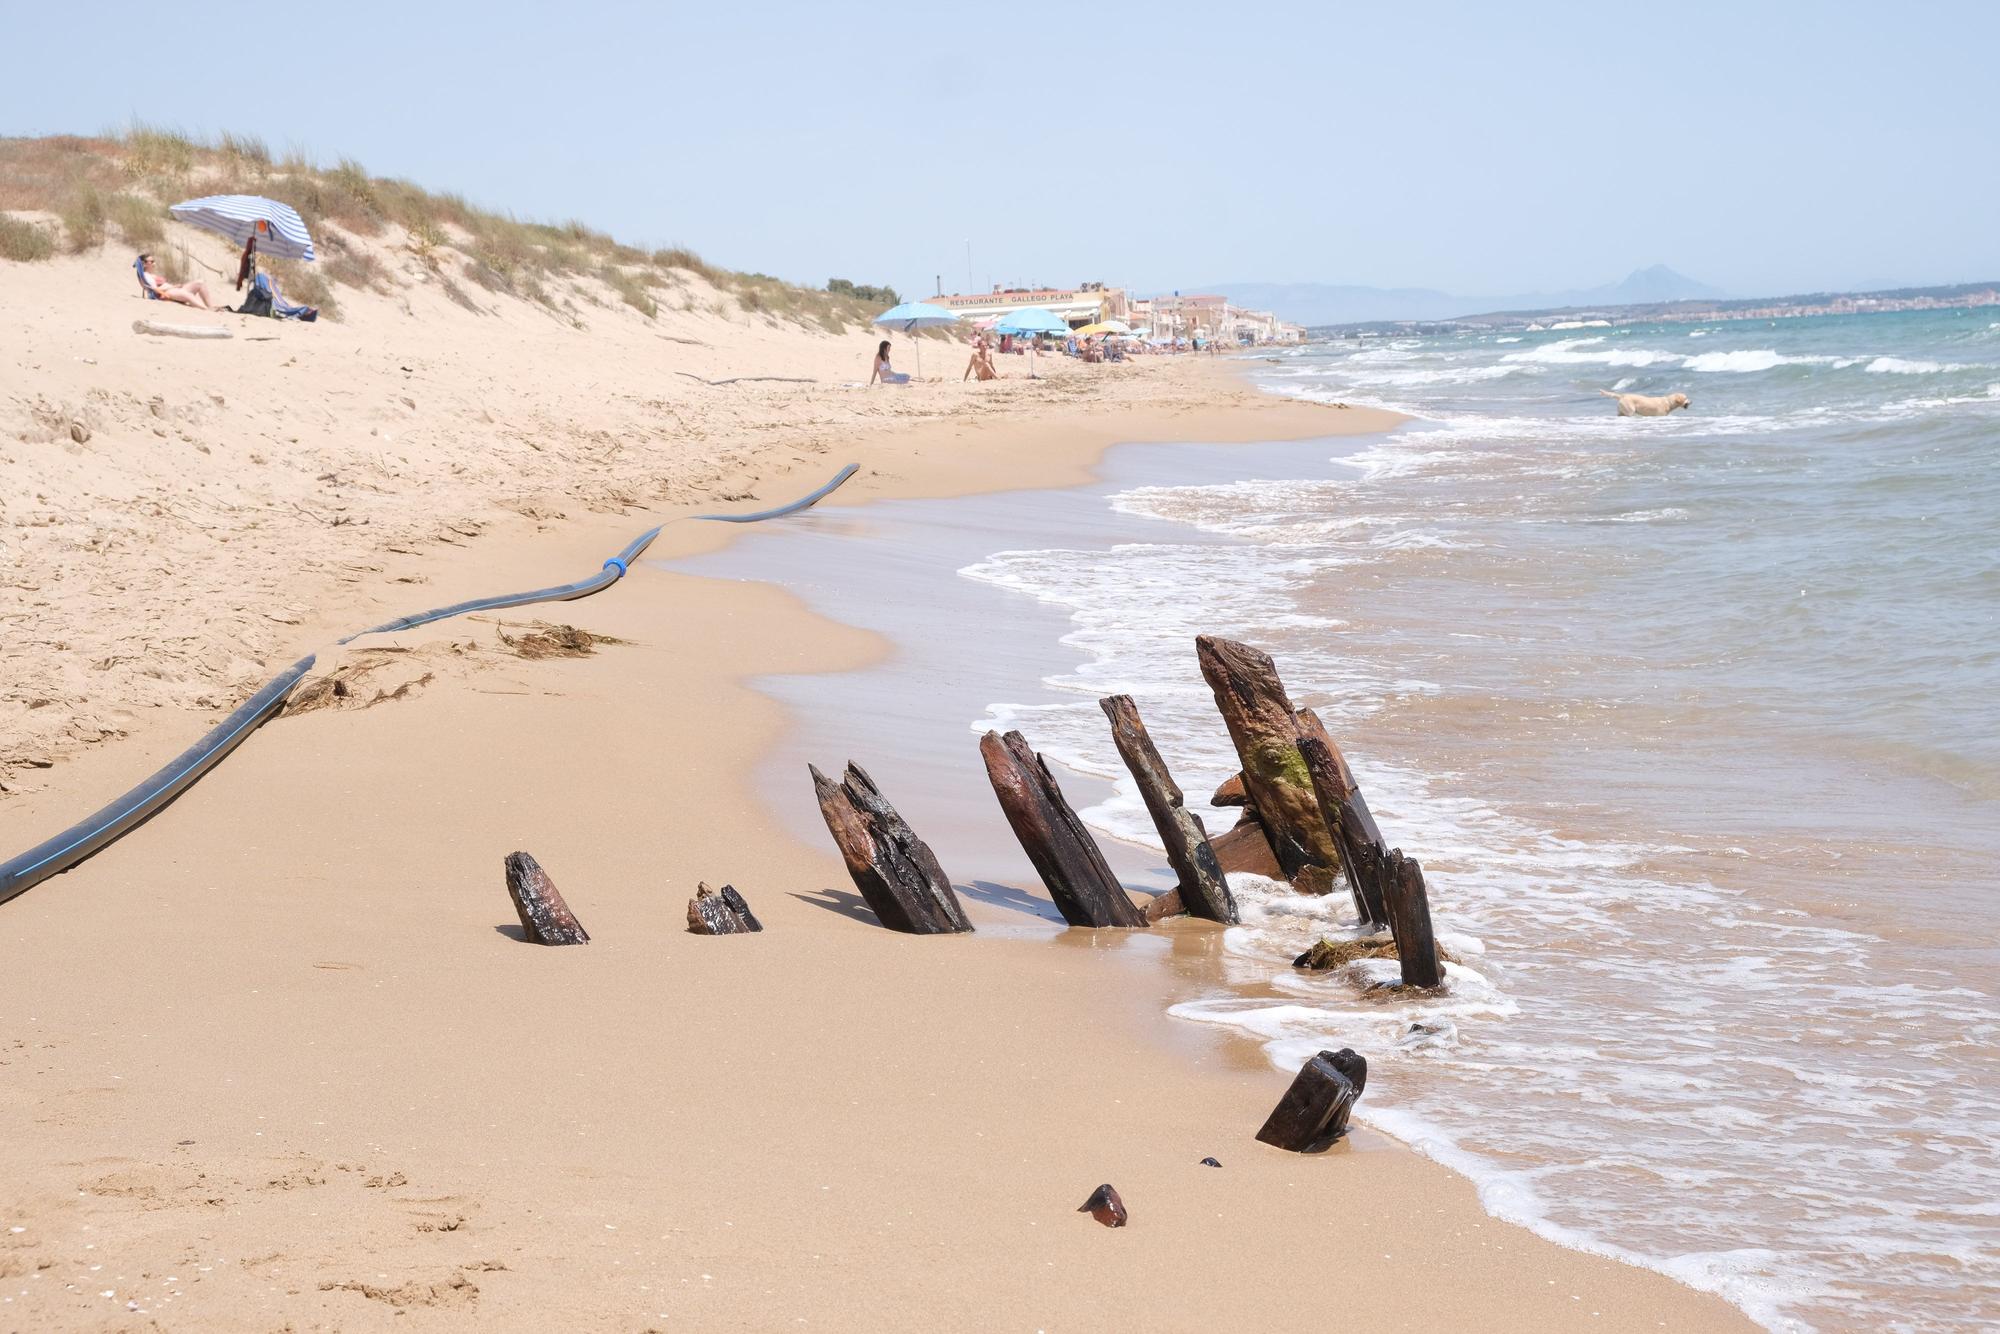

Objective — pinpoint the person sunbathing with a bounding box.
[869,339,910,386]
[136,253,220,310]
[963,337,999,382]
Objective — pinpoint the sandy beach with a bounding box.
[1,324,1754,1331]
[2,198,1754,1329]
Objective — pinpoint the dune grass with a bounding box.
[0,214,55,261]
[1,127,901,335]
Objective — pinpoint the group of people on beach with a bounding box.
[870,324,1219,386]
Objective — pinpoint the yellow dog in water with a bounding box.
[1600,389,1691,417]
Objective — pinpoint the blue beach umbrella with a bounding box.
[168,195,317,261]
[990,307,1069,336]
[872,301,958,379]
[990,307,1071,377]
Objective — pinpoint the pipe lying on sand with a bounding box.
[0,462,860,908]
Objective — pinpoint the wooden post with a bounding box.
[1255,1048,1367,1153]
[1381,850,1444,988]
[687,882,763,934]
[1098,695,1237,924]
[809,762,973,935]
[1295,717,1388,927]
[1209,813,1283,879]
[1194,636,1339,890]
[502,852,590,945]
[979,730,1146,928]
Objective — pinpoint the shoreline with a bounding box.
[0,375,1755,1329]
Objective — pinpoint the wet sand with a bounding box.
[0,393,1755,1330]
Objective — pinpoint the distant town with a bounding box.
[1312,280,2000,338]
[927,283,1308,345]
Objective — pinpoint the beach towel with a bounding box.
[134,256,159,300]
[265,273,317,322]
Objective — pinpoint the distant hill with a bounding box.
[1207,266,1728,325]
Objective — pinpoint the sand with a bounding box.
[0,239,1753,1329]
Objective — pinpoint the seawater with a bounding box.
[961,311,1999,1332]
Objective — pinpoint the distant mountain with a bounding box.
[1206,266,1729,326]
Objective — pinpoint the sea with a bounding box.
[674,308,2000,1332]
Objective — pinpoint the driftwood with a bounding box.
[809,763,972,934]
[502,851,590,945]
[1210,814,1284,879]
[1077,1183,1128,1228]
[1295,717,1388,927]
[1256,1048,1368,1153]
[979,730,1145,928]
[1098,695,1237,924]
[1211,773,1247,806]
[673,371,815,386]
[1143,888,1184,923]
[687,882,763,934]
[133,319,232,339]
[1194,636,1339,889]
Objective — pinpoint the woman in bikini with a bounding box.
[870,339,910,386]
[139,253,221,310]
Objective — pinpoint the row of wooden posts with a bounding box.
[493,636,1398,1156]
[811,634,1444,991]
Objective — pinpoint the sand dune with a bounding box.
[1,218,1270,798]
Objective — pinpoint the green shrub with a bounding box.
[124,123,195,179]
[599,264,658,317]
[59,186,106,252]
[828,277,899,305]
[652,245,718,282]
[218,130,270,170]
[106,192,164,245]
[0,214,55,261]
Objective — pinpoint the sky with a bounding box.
[5,1,1994,302]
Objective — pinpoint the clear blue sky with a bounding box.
[5,1,1993,300]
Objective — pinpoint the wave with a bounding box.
[1502,337,1680,368]
[1865,356,1977,375]
[1682,349,1840,373]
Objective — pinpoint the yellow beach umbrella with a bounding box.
[1076,319,1130,336]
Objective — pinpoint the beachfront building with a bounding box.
[926,283,1304,343]
[1146,293,1305,345]
[925,283,1127,329]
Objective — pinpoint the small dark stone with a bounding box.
[1077,1183,1127,1228]
[1200,1157,1221,1168]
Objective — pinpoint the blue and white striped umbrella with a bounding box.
[168,195,316,262]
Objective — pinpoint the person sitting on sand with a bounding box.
[870,339,910,386]
[963,336,999,382]
[136,252,220,310]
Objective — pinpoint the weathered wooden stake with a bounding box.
[687,882,763,935]
[1255,1048,1368,1153]
[1295,717,1388,928]
[1381,850,1444,988]
[809,762,972,935]
[1098,695,1238,924]
[502,851,590,945]
[1194,636,1340,890]
[979,730,1146,929]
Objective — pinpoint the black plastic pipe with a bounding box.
[0,655,318,907]
[0,462,858,907]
